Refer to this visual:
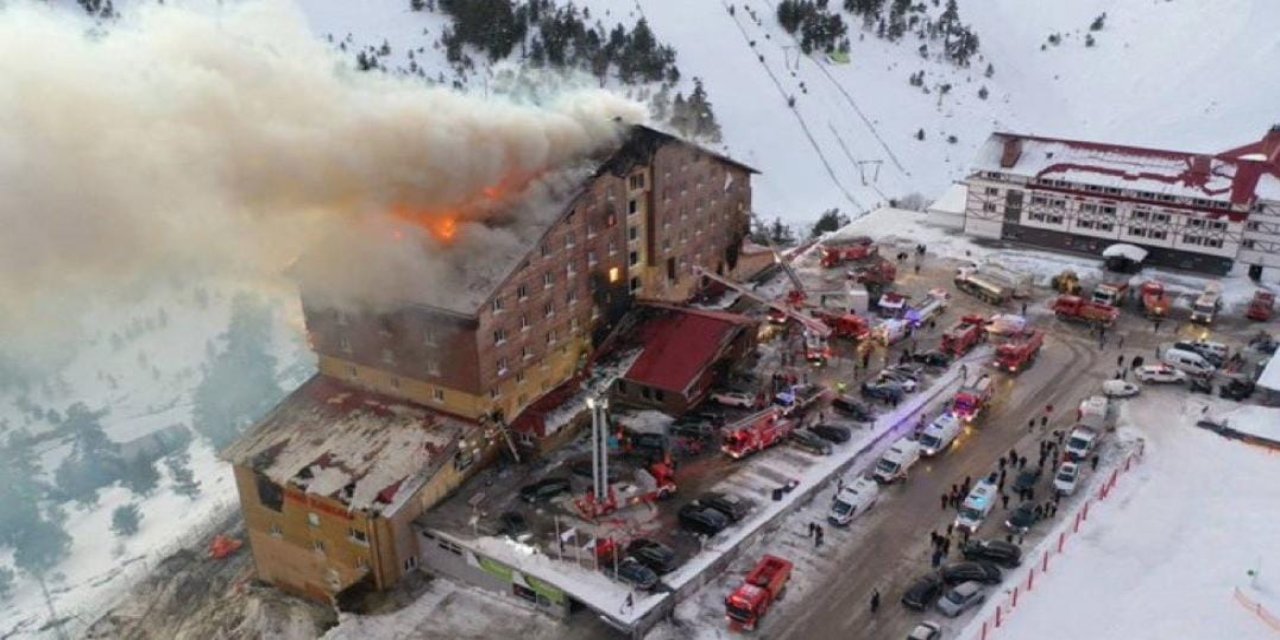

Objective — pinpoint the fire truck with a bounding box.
[812,309,870,340]
[878,291,908,318]
[951,374,994,422]
[722,408,796,459]
[1190,282,1223,324]
[1091,277,1131,307]
[819,236,877,268]
[849,256,897,287]
[994,330,1044,373]
[693,267,836,365]
[941,315,987,356]
[725,555,793,631]
[906,288,950,328]
[1139,281,1172,319]
[1247,290,1275,321]
[954,268,1013,305]
[1051,295,1119,328]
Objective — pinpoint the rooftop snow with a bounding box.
[928,182,968,214]
[222,374,469,516]
[1258,348,1280,392]
[972,133,1242,203]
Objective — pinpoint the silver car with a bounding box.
[936,581,986,617]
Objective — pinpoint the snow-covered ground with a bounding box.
[0,280,315,638]
[967,394,1280,640]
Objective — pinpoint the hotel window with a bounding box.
[571,317,580,333]
[497,357,509,375]
[1079,203,1098,214]
[335,310,349,326]
[339,336,352,354]
[427,358,441,376]
[543,272,554,288]
[1132,210,1149,220]
[348,528,369,546]
[347,365,358,379]
[1248,221,1261,231]
[1100,205,1117,217]
[1205,238,1223,248]
[608,239,618,255]
[489,388,500,400]
[1189,219,1205,228]
[628,199,638,215]
[493,328,507,345]
[629,251,639,266]
[313,540,326,554]
[546,330,557,345]
[544,301,554,318]
[984,187,999,195]
[1031,196,1048,206]
[629,226,639,241]
[541,243,551,258]
[516,370,525,383]
[565,232,575,248]
[1128,227,1147,238]
[424,327,438,346]
[630,276,642,293]
[588,251,598,266]
[1210,221,1227,231]
[566,289,578,305]
[522,346,533,360]
[982,203,997,213]
[308,513,321,527]
[609,267,621,283]
[269,524,282,538]
[433,388,445,402]
[629,173,646,190]
[1183,235,1203,246]
[1077,219,1095,230]
[520,314,530,331]
[1149,230,1168,240]
[517,284,528,300]
[491,297,505,313]
[587,221,597,237]
[381,349,396,365]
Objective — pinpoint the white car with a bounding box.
[710,391,756,408]
[1135,364,1188,384]
[908,621,943,640]
[1054,461,1081,496]
[1101,379,1140,398]
[986,314,1027,336]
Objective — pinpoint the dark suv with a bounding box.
[626,538,679,574]
[519,477,571,504]
[698,492,753,522]
[678,503,730,536]
[961,539,1022,567]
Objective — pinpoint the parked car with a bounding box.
[907,621,943,640]
[901,573,945,610]
[630,432,668,453]
[698,492,753,523]
[940,561,1003,586]
[605,558,659,591]
[497,511,529,540]
[1220,378,1256,401]
[832,395,877,422]
[626,538,679,575]
[909,350,953,368]
[789,429,833,455]
[810,423,852,444]
[677,503,730,536]
[669,413,721,440]
[1004,502,1040,534]
[886,363,926,381]
[711,391,757,408]
[877,370,920,392]
[519,477,571,503]
[1053,461,1080,496]
[861,380,905,402]
[1173,340,1228,367]
[962,539,1022,567]
[1102,379,1140,398]
[1135,364,1188,384]
[1012,467,1042,493]
[936,581,987,617]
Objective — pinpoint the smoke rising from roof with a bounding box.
[0,1,643,355]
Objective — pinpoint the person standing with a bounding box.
[1001,493,1010,509]
[870,590,881,614]
[941,493,949,510]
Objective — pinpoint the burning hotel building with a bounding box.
[223,125,759,602]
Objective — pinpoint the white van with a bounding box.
[829,477,880,526]
[1160,347,1215,376]
[873,439,922,484]
[1064,426,1099,461]
[1076,396,1108,430]
[954,479,998,533]
[919,413,962,457]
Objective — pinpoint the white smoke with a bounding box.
[0,1,645,358]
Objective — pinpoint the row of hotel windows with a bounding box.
[985,171,1235,211]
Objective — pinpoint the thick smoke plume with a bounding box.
[0,2,644,355]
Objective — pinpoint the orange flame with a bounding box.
[388,182,511,245]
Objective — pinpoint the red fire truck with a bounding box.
[1139,281,1172,319]
[850,257,897,287]
[1247,290,1275,321]
[813,309,871,340]
[994,330,1044,373]
[951,375,994,422]
[722,409,796,459]
[725,555,793,631]
[819,236,877,268]
[1051,295,1119,328]
[941,315,987,356]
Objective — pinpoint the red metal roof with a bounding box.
[623,307,754,395]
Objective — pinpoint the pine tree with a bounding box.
[915,128,925,141]
[1090,12,1106,31]
[811,209,850,236]
[985,62,995,78]
[192,295,283,450]
[978,86,989,100]
[111,504,142,537]
[687,78,722,142]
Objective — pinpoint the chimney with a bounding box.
[1000,137,1023,168]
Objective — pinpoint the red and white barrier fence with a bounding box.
[972,440,1146,640]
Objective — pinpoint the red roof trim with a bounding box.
[623,308,753,394]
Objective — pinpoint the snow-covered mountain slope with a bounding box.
[295,0,1280,225]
